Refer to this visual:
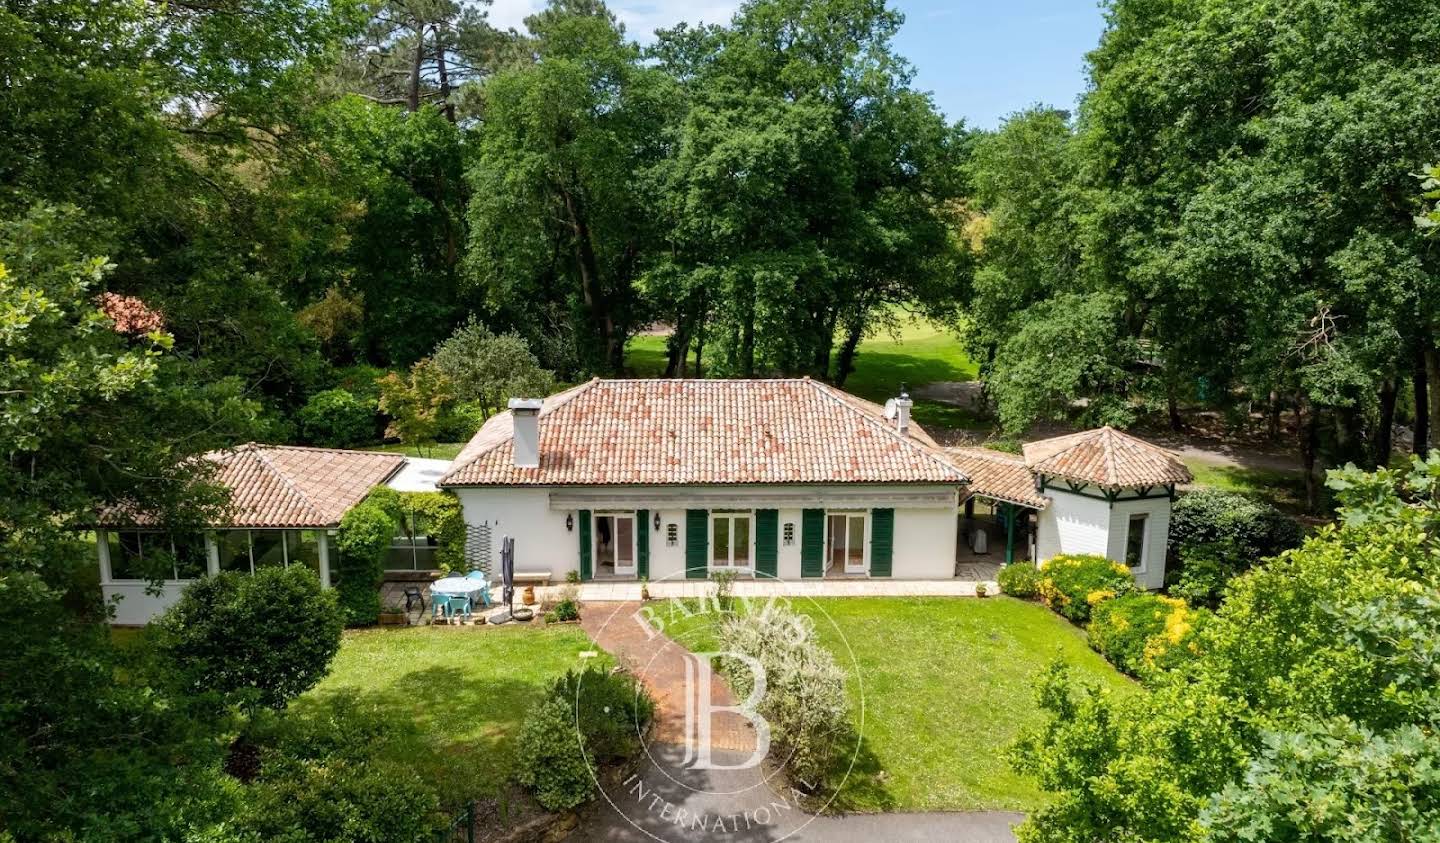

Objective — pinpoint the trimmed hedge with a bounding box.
[1087,592,1202,676]
[998,563,1042,598]
[516,667,654,810]
[152,566,343,712]
[1037,554,1136,624]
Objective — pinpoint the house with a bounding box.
[94,445,447,625]
[93,379,1194,624]
[948,427,1193,590]
[438,378,968,582]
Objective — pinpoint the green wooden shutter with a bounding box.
[801,509,824,578]
[578,510,592,581]
[636,509,650,579]
[870,508,894,577]
[755,509,779,579]
[685,510,708,579]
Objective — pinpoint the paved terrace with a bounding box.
[541,575,999,603]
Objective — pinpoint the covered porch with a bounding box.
[945,445,1048,578]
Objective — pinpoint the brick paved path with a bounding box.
[580,602,755,753]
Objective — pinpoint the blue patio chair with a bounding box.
[447,595,472,623]
[464,570,493,608]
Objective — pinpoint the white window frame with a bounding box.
[593,511,639,576]
[216,529,323,575]
[709,510,755,572]
[1124,513,1149,573]
[826,510,869,574]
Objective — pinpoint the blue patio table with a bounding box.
[430,576,489,609]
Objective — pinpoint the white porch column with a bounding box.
[205,533,220,576]
[96,529,112,582]
[318,531,332,589]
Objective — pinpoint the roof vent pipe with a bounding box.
[508,398,543,468]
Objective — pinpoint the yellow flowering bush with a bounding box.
[1037,554,1136,623]
[1089,593,1205,677]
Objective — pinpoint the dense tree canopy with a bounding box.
[964,0,1440,510]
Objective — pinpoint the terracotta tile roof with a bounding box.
[209,445,405,527]
[945,447,1048,509]
[1022,427,1192,490]
[100,445,406,529]
[440,379,968,487]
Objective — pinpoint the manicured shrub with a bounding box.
[336,495,400,626]
[1088,592,1201,677]
[152,566,343,712]
[550,599,580,622]
[1037,554,1136,624]
[239,756,439,843]
[298,388,376,448]
[718,605,852,789]
[998,563,1042,598]
[516,667,653,810]
[1168,489,1301,607]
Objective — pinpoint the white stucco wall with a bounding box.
[451,485,958,581]
[103,581,195,626]
[1033,484,1172,590]
[1107,496,1171,590]
[1036,486,1112,560]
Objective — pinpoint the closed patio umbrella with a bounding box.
[489,536,530,624]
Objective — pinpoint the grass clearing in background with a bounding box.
[1183,459,1308,514]
[658,595,1133,813]
[362,441,467,461]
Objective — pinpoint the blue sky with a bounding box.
[486,0,1106,129]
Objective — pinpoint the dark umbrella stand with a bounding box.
[488,536,532,624]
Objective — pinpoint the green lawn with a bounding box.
[294,625,602,806]
[362,441,467,461]
[624,315,984,432]
[1183,458,1309,514]
[661,595,1134,813]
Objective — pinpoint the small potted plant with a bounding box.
[975,582,988,599]
[640,576,651,602]
[379,602,408,625]
[522,585,536,606]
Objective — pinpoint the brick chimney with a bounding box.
[508,398,543,468]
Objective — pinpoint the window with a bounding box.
[782,522,796,546]
[386,511,438,571]
[215,529,323,576]
[1125,514,1148,570]
[105,531,208,580]
[665,523,678,547]
[219,531,251,573]
[711,512,752,568]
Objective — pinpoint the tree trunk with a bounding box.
[1167,381,1184,431]
[434,25,456,123]
[741,292,755,377]
[1268,390,1281,441]
[559,184,616,374]
[407,24,425,112]
[664,325,688,378]
[1297,396,1320,513]
[1375,378,1397,469]
[1414,345,1431,455]
[834,320,864,388]
[693,320,705,379]
[1428,346,1440,455]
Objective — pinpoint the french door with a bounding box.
[827,512,867,574]
[594,513,637,576]
[711,512,752,570]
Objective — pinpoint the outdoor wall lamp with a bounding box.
[566,513,574,532]
[653,511,662,531]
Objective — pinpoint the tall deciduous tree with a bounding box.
[465,0,672,376]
